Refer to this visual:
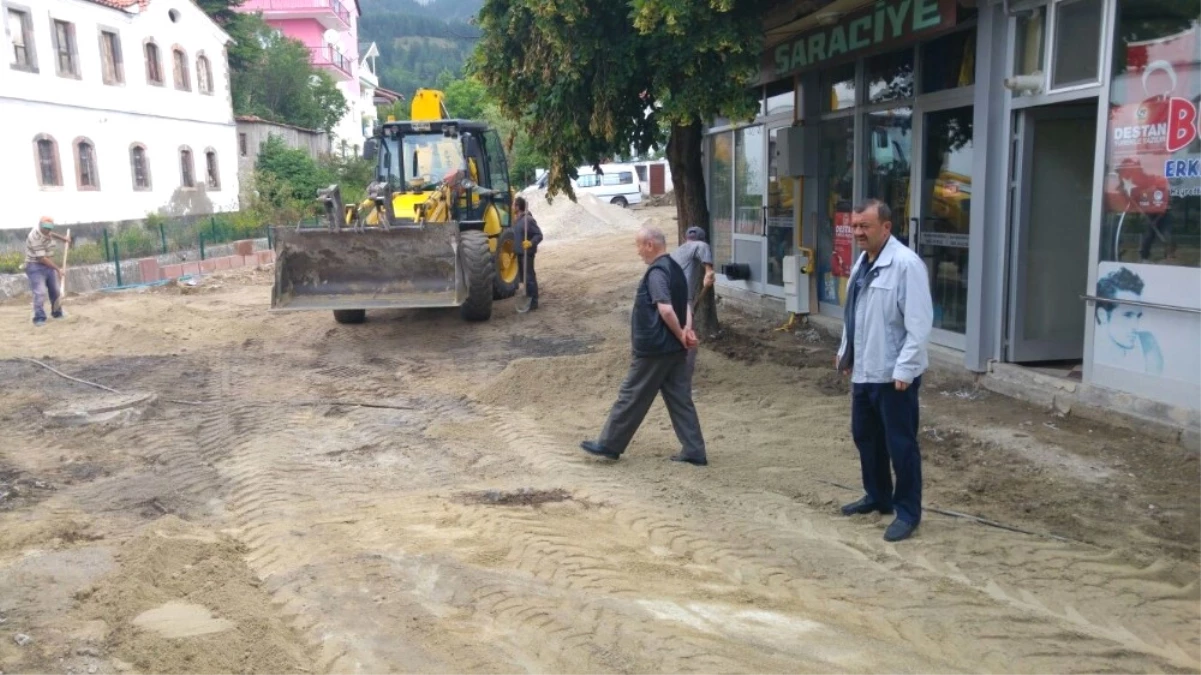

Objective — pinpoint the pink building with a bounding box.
[235,0,367,151]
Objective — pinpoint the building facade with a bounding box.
[236,0,368,155]
[236,115,330,191]
[1,0,240,229]
[707,0,1200,418]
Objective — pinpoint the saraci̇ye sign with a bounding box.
[766,0,957,79]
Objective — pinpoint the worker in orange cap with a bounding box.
[24,216,71,326]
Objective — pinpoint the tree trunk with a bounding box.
[666,119,719,338]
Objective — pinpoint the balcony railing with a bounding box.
[251,0,350,28]
[309,45,352,79]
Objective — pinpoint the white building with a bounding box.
[0,0,239,230]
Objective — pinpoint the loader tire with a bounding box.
[492,227,520,300]
[459,230,495,322]
[333,309,366,324]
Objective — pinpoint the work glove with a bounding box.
[522,240,532,250]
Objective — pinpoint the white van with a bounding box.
[572,163,642,208]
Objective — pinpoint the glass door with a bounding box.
[765,124,796,292]
[911,104,975,349]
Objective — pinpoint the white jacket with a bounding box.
[836,236,934,384]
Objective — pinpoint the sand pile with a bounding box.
[522,190,647,240]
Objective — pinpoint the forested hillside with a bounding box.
[359,0,482,96]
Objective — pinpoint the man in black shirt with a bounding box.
[580,227,707,466]
[514,196,543,309]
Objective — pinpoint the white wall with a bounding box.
[0,0,238,229]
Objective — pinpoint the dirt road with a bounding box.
[1,204,1197,674]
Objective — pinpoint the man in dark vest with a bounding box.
[580,226,708,466]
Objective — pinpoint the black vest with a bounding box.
[632,254,689,357]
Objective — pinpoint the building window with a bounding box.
[8,8,36,72]
[205,149,220,189]
[179,147,195,188]
[196,54,213,94]
[145,40,162,84]
[74,138,99,190]
[1050,0,1104,89]
[99,29,123,84]
[130,144,151,190]
[51,19,78,78]
[172,47,190,90]
[34,135,62,187]
[239,133,248,156]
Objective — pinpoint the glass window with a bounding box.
[9,9,35,70]
[709,132,734,268]
[820,62,856,112]
[130,145,150,190]
[1101,0,1200,269]
[765,78,795,117]
[52,20,76,77]
[922,28,976,93]
[35,136,61,187]
[867,48,915,104]
[206,150,220,189]
[76,140,98,189]
[734,125,765,235]
[145,42,162,84]
[766,126,796,287]
[180,147,194,188]
[918,106,974,334]
[816,118,854,307]
[1051,0,1104,88]
[101,30,123,84]
[864,107,913,241]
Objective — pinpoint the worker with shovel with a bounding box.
[514,196,543,311]
[23,216,71,327]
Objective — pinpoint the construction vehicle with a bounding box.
[269,89,521,323]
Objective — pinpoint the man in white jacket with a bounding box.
[835,199,933,542]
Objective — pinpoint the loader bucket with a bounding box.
[270,226,463,311]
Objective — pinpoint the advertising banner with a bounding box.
[1104,26,1200,215]
[1092,263,1200,407]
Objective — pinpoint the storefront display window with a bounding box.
[734,126,765,235]
[1093,0,1200,402]
[821,62,856,112]
[922,28,976,93]
[864,107,913,241]
[1102,0,1200,268]
[817,118,854,307]
[918,106,974,334]
[867,49,915,104]
[709,131,734,269]
[766,126,795,286]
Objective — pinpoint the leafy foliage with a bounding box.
[471,0,764,201]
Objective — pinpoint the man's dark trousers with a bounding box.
[599,351,705,459]
[851,376,922,525]
[520,253,538,302]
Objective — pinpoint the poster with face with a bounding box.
[1093,262,1200,387]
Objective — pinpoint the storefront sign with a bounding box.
[766,0,957,79]
[919,231,969,249]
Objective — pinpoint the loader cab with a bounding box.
[372,120,513,225]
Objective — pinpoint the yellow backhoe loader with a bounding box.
[269,89,521,323]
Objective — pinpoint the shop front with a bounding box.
[707,0,982,350]
[706,0,1200,419]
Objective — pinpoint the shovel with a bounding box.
[52,228,70,315]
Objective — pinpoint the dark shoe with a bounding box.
[840,496,894,516]
[33,318,46,327]
[669,453,707,466]
[883,518,918,542]
[51,310,64,319]
[580,440,620,460]
[529,299,539,310]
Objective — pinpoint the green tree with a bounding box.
[256,135,334,206]
[229,22,348,132]
[472,0,766,334]
[443,75,489,119]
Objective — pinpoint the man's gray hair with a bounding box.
[854,198,892,223]
[638,226,667,249]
